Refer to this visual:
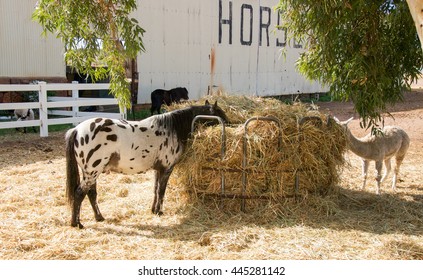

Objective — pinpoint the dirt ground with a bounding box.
[0,91,422,260]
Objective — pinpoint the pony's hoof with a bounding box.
[152,209,164,216]
[96,215,105,222]
[71,221,84,229]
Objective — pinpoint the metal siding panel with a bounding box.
[136,0,326,104]
[0,0,65,78]
[1,0,326,102]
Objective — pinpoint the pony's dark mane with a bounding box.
[151,102,227,146]
[153,106,197,144]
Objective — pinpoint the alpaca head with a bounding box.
[332,116,353,130]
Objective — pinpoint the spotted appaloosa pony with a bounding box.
[150,87,189,115]
[65,100,228,228]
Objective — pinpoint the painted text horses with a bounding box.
[66,100,228,228]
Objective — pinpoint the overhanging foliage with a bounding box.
[277,0,423,129]
[33,0,145,109]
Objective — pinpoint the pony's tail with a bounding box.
[65,128,80,207]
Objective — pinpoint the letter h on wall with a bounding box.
[219,0,233,44]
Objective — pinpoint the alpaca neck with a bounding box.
[346,128,372,159]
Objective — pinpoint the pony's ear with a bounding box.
[213,101,218,107]
[205,100,210,105]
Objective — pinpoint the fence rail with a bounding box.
[0,81,126,137]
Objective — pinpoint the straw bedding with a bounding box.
[0,95,422,260]
[168,95,347,207]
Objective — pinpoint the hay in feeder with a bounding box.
[169,95,347,207]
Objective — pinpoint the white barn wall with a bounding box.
[136,0,215,103]
[136,0,326,104]
[0,0,324,103]
[0,0,65,79]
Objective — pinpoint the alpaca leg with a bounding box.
[87,184,105,222]
[375,160,383,195]
[392,155,405,191]
[361,159,370,190]
[381,158,391,183]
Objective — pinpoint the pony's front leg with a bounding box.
[152,168,173,215]
[87,184,105,222]
[72,185,87,229]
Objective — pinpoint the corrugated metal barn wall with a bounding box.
[0,0,325,103]
[135,0,326,104]
[0,0,65,80]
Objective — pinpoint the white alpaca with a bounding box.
[14,109,35,133]
[14,108,34,121]
[336,117,410,194]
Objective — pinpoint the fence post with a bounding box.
[119,105,127,120]
[72,81,79,125]
[38,81,49,137]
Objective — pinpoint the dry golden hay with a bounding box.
[168,94,347,209]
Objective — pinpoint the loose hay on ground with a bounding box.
[0,104,422,260]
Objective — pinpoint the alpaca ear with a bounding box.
[338,117,354,126]
[345,117,354,124]
[333,116,353,126]
[332,116,341,124]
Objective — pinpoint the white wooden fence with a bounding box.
[0,81,126,137]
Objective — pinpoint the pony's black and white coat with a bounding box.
[65,101,227,228]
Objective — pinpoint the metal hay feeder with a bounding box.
[190,115,329,211]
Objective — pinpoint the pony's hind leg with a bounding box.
[72,175,99,229]
[87,184,105,222]
[72,185,87,229]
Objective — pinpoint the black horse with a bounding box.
[150,87,189,115]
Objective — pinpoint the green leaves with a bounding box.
[32,0,145,109]
[277,0,423,130]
